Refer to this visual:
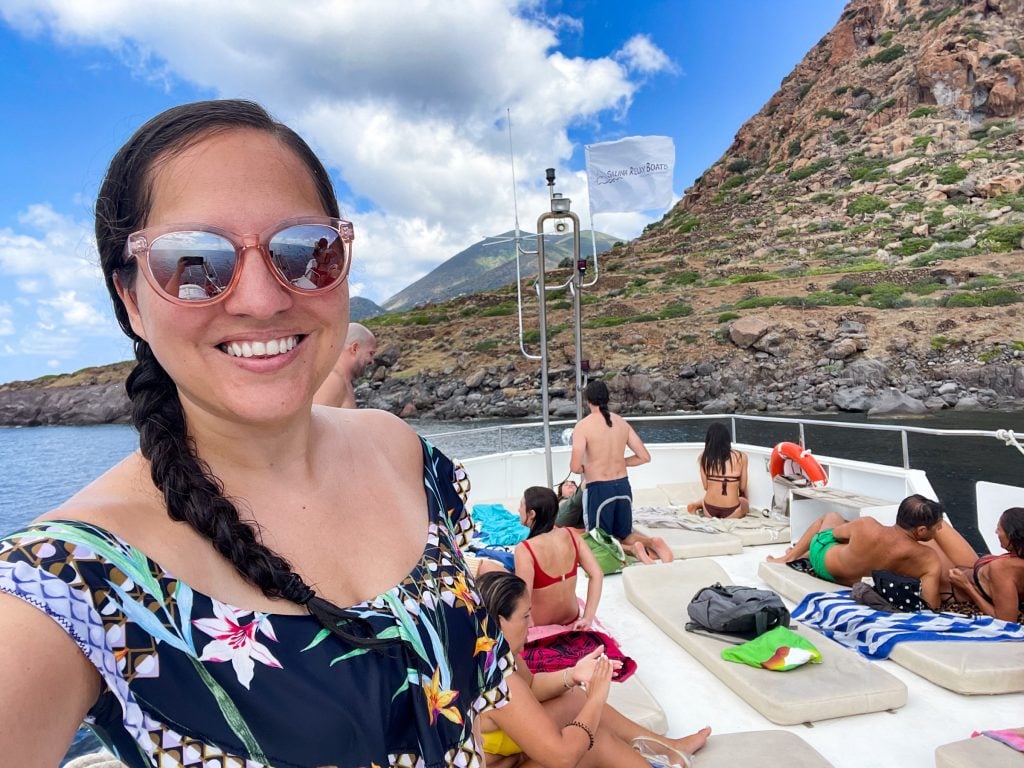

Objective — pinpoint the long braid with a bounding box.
[100,99,395,648]
[128,339,393,647]
[598,403,612,428]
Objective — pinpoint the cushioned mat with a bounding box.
[759,561,1024,695]
[624,559,906,724]
[935,736,1024,768]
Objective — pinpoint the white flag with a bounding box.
[585,135,675,214]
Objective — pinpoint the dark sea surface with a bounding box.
[2,410,1023,762]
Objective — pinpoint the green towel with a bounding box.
[721,626,822,671]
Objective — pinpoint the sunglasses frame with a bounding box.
[122,215,354,306]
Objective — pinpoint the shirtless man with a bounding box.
[314,323,377,408]
[767,494,945,609]
[569,381,673,564]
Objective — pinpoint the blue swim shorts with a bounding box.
[584,477,633,541]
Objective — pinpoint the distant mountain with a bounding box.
[382,230,621,311]
[350,296,386,321]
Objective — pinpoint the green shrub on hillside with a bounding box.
[659,302,694,319]
[788,139,802,158]
[979,223,1024,252]
[788,158,832,181]
[718,312,740,323]
[936,165,968,184]
[480,302,517,317]
[727,158,752,173]
[866,283,910,309]
[912,135,934,149]
[877,31,895,46]
[722,174,746,190]
[872,98,897,113]
[664,270,700,286]
[832,130,850,145]
[728,272,777,284]
[816,108,846,120]
[771,161,789,174]
[847,195,889,216]
[941,293,984,308]
[930,335,953,351]
[894,237,933,256]
[910,106,938,119]
[908,280,943,295]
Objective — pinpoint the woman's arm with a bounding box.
[739,452,749,497]
[985,561,1023,623]
[0,594,100,767]
[698,453,708,491]
[512,543,536,607]
[574,531,604,630]
[488,657,612,768]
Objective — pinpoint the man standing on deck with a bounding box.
[570,380,673,563]
[766,494,945,609]
[314,323,377,409]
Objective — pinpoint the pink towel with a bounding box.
[972,728,1024,753]
[521,628,637,682]
[526,599,607,642]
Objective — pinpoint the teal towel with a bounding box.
[473,503,530,546]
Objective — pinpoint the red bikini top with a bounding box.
[521,529,581,589]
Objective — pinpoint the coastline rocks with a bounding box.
[0,382,130,427]
[867,389,928,416]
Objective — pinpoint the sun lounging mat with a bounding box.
[631,517,743,559]
[696,730,834,767]
[623,559,906,725]
[935,735,1024,768]
[759,561,1024,695]
[633,506,788,548]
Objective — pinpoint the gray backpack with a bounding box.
[686,582,790,639]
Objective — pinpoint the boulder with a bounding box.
[729,316,770,348]
[867,390,927,416]
[844,357,889,387]
[833,386,874,412]
[826,338,860,360]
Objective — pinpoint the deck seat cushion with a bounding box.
[697,730,834,767]
[759,562,1024,695]
[624,559,906,725]
[935,736,1024,768]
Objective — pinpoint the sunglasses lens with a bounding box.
[269,224,348,292]
[148,231,236,302]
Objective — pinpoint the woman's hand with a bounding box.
[583,653,613,702]
[571,616,593,631]
[571,645,622,686]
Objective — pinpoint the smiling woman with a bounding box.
[0,100,512,768]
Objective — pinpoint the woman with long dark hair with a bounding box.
[688,423,749,519]
[513,486,604,629]
[946,508,1024,623]
[0,100,510,767]
[475,571,710,768]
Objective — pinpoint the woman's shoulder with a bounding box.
[318,406,422,461]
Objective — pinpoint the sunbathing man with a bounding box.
[569,381,672,564]
[314,322,377,408]
[766,494,946,609]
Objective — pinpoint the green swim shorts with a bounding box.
[808,529,838,582]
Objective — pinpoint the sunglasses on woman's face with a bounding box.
[122,216,353,306]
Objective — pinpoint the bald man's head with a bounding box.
[346,323,377,379]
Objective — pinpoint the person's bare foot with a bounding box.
[631,542,655,565]
[673,726,711,756]
[686,501,702,514]
[651,537,674,563]
[766,547,795,564]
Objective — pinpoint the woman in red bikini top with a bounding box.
[513,486,605,629]
[689,423,749,519]
[948,507,1024,623]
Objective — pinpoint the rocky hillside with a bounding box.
[3,0,1023,425]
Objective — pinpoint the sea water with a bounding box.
[2,411,1023,763]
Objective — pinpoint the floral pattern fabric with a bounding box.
[0,439,512,768]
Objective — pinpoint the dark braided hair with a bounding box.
[999,508,1024,557]
[584,380,612,427]
[96,100,390,648]
[700,423,734,478]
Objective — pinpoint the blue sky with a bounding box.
[0,0,846,384]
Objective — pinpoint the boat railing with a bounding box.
[422,413,1022,469]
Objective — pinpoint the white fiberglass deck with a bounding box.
[586,547,1023,768]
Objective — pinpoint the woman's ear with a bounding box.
[113,272,148,342]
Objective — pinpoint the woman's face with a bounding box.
[118,128,348,428]
[561,481,577,499]
[997,520,1010,552]
[518,497,534,527]
[498,593,532,655]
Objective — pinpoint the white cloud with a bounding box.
[39,291,108,329]
[1,1,674,304]
[616,34,677,75]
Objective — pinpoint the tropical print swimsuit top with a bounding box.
[0,439,513,768]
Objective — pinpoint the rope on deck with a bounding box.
[995,429,1024,458]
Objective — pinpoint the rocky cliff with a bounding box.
[2,0,1023,425]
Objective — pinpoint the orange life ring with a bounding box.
[769,441,827,487]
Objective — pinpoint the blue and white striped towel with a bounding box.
[792,590,1024,659]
